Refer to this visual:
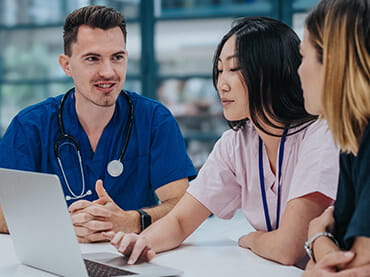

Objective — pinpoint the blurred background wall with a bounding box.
[0,0,319,169]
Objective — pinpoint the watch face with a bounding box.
[304,243,313,260]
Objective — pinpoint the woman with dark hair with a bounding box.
[299,0,370,275]
[104,16,339,266]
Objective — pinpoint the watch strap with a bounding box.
[137,209,151,231]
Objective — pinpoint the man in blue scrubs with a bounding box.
[0,6,196,242]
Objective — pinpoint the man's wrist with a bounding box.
[118,210,141,234]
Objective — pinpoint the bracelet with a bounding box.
[304,232,339,263]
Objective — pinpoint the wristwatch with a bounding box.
[304,232,339,262]
[136,209,152,231]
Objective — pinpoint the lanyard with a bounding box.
[258,128,288,231]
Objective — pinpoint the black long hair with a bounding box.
[213,16,317,136]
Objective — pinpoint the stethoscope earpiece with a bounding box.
[65,189,93,201]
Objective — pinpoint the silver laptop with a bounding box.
[0,168,182,277]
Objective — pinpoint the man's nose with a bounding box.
[98,60,115,78]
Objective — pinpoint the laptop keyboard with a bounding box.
[84,259,137,276]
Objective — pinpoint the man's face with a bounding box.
[59,25,127,108]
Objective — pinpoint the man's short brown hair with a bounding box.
[63,5,127,56]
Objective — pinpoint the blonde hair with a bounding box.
[322,1,370,154]
[307,0,370,155]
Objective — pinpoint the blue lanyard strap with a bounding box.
[258,128,288,231]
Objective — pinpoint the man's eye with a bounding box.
[113,55,125,61]
[86,57,98,62]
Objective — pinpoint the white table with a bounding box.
[0,210,303,276]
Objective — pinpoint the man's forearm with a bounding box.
[106,200,176,236]
[146,178,189,223]
[118,199,178,234]
[0,205,9,233]
[143,197,179,223]
[121,194,181,234]
[96,178,188,236]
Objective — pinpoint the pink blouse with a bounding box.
[188,120,339,231]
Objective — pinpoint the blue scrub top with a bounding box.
[0,89,197,209]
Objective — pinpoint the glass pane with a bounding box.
[126,23,141,75]
[124,80,142,94]
[156,18,233,75]
[92,0,140,20]
[158,78,220,116]
[2,28,64,81]
[157,78,227,169]
[158,0,274,18]
[293,0,320,11]
[0,82,69,133]
[0,0,140,26]
[1,0,63,25]
[292,13,306,39]
[292,1,320,39]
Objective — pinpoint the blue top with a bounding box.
[334,122,370,250]
[0,90,197,209]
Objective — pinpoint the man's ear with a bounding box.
[58,54,72,77]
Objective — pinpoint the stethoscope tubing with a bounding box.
[54,88,134,200]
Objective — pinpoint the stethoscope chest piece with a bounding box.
[107,159,124,177]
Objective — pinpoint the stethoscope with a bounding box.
[258,128,288,232]
[54,88,134,201]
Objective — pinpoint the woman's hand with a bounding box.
[103,231,156,264]
[302,251,370,277]
[308,206,335,239]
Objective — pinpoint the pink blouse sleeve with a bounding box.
[187,131,242,219]
[287,120,339,202]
